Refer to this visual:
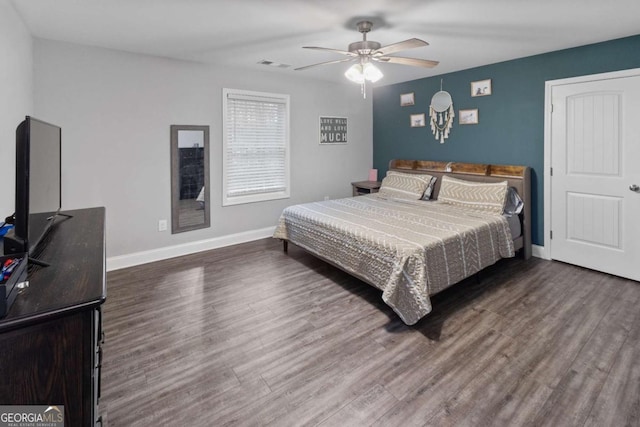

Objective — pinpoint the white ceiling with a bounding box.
[11,0,640,86]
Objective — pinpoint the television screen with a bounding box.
[5,116,62,255]
[25,118,61,247]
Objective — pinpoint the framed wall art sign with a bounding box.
[319,116,348,144]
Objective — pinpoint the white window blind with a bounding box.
[223,89,290,206]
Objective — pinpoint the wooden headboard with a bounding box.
[389,159,532,259]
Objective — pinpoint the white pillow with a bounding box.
[438,175,508,215]
[378,171,435,200]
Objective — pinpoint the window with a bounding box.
[222,88,290,206]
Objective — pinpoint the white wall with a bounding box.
[0,0,33,218]
[34,39,373,262]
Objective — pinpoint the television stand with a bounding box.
[23,212,75,268]
[0,207,106,425]
[52,211,74,220]
[27,257,50,267]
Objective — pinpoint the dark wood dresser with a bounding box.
[0,207,106,426]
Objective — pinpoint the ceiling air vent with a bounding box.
[258,60,291,69]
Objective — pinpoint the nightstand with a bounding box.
[351,180,381,196]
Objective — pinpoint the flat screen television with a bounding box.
[3,116,62,257]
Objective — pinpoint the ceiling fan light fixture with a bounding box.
[344,62,383,84]
[363,62,383,82]
[298,20,434,96]
[345,63,365,83]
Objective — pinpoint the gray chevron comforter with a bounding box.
[273,194,515,325]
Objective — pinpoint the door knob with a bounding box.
[631,184,640,192]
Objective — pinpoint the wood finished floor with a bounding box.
[101,238,640,426]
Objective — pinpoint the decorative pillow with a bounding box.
[378,171,435,200]
[504,187,524,217]
[438,175,508,215]
[421,176,438,200]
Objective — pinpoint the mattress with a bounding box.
[274,195,515,324]
[506,214,522,239]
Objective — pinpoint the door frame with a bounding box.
[543,67,640,261]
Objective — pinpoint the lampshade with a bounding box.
[344,64,365,83]
[344,62,383,84]
[363,63,383,83]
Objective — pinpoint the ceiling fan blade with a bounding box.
[302,46,357,56]
[294,57,356,71]
[374,38,428,56]
[376,56,439,68]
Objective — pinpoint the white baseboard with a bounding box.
[107,229,549,271]
[531,244,548,259]
[106,226,277,271]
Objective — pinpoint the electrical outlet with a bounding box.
[324,196,330,201]
[158,219,168,232]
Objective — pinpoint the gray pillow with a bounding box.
[420,176,438,200]
[503,187,524,217]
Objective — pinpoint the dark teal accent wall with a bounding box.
[373,34,640,246]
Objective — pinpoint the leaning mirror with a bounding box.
[170,125,210,233]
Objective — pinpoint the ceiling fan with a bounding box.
[295,20,439,96]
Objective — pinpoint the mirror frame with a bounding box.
[170,125,210,233]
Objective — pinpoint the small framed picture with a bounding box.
[400,92,415,106]
[471,79,492,97]
[410,113,426,127]
[459,109,478,125]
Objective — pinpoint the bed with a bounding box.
[273,159,531,325]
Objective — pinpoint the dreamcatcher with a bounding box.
[429,80,454,144]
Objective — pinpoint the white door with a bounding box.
[550,73,640,281]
